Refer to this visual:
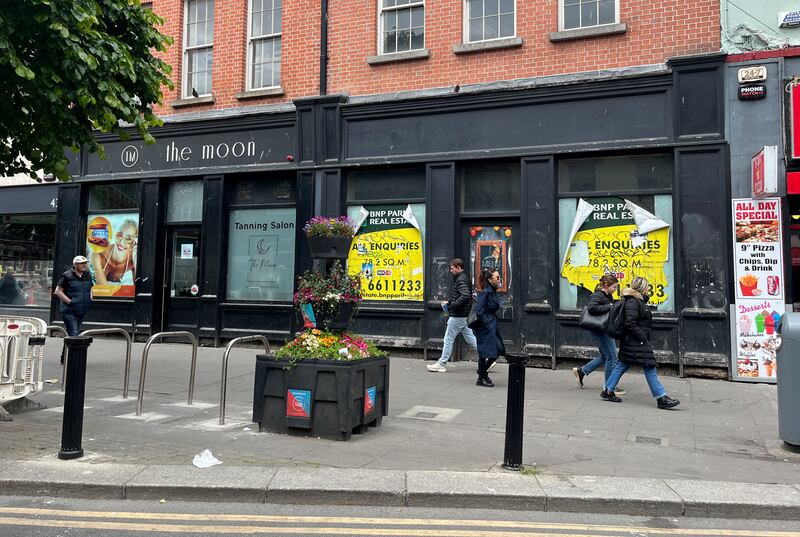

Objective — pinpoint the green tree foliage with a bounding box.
[0,0,173,180]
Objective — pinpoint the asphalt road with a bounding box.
[1,496,798,537]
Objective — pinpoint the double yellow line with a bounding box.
[0,507,798,536]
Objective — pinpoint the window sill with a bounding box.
[453,36,523,55]
[549,22,627,42]
[367,48,430,65]
[235,87,285,100]
[171,95,215,108]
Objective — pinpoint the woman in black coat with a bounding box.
[472,268,506,387]
[601,276,680,409]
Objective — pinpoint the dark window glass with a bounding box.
[0,214,56,307]
[558,154,673,194]
[228,175,295,205]
[88,184,140,211]
[347,167,425,201]
[461,162,521,213]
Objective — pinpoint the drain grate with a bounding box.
[415,412,438,419]
[635,435,662,445]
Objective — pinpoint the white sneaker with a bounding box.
[427,363,447,373]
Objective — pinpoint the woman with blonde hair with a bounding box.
[601,276,680,409]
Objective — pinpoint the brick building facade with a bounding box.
[44,1,738,379]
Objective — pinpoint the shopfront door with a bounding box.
[461,221,521,351]
[163,227,202,332]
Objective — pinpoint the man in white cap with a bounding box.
[54,255,94,336]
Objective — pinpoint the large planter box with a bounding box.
[253,354,389,440]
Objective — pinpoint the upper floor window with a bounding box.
[248,0,282,90]
[183,0,214,98]
[465,0,515,43]
[379,0,424,55]
[560,0,616,30]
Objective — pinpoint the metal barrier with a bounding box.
[219,335,270,425]
[137,331,198,416]
[60,329,133,398]
[47,325,68,338]
[1,315,48,404]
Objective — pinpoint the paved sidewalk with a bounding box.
[2,337,800,518]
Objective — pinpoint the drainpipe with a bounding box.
[320,0,328,95]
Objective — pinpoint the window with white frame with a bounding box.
[183,0,214,98]
[465,0,515,43]
[561,0,616,30]
[248,0,282,90]
[380,0,425,55]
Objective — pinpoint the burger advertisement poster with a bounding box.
[346,204,425,301]
[86,213,139,297]
[732,198,783,382]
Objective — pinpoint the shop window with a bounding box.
[88,183,140,211]
[86,184,140,298]
[465,0,515,43]
[0,215,56,307]
[461,162,520,213]
[558,154,672,194]
[560,0,616,31]
[379,0,425,55]
[183,0,215,98]
[226,207,296,301]
[248,0,282,90]
[347,167,425,202]
[229,177,294,205]
[469,224,514,312]
[558,194,675,312]
[166,180,204,223]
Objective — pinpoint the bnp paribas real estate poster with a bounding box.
[731,197,784,383]
[347,204,424,301]
[560,197,671,306]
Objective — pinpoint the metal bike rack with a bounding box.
[136,331,198,416]
[65,329,133,398]
[219,335,270,425]
[47,326,68,338]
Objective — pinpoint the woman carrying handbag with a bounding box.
[574,274,624,394]
[471,268,505,387]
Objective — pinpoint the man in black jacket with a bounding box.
[427,258,478,373]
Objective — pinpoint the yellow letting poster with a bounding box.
[561,198,671,305]
[347,204,424,301]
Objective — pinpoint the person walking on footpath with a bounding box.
[600,276,680,409]
[427,258,478,373]
[472,268,505,388]
[54,255,94,337]
[573,274,625,395]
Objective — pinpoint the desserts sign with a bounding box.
[732,198,783,382]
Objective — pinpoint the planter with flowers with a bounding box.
[253,216,390,441]
[304,216,358,258]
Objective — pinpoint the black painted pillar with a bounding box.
[58,336,93,460]
[502,354,529,470]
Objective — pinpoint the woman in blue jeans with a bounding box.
[574,274,624,394]
[601,276,680,409]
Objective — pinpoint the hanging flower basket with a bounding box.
[307,235,353,259]
[304,216,357,259]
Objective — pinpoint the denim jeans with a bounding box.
[581,331,618,383]
[604,361,667,398]
[62,313,84,337]
[439,316,478,366]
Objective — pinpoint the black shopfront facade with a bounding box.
[57,53,733,377]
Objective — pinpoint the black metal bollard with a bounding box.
[502,353,529,471]
[58,336,93,460]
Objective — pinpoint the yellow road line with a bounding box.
[0,508,798,537]
[0,517,637,536]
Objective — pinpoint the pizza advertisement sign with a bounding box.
[364,386,376,415]
[731,198,784,383]
[286,389,311,418]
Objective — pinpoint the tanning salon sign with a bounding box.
[561,198,671,305]
[347,204,424,301]
[731,198,784,383]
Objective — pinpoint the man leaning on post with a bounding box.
[427,258,479,373]
[54,255,94,337]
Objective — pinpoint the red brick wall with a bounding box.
[151,0,720,117]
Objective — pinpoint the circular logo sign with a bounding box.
[120,145,139,168]
[190,284,199,296]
